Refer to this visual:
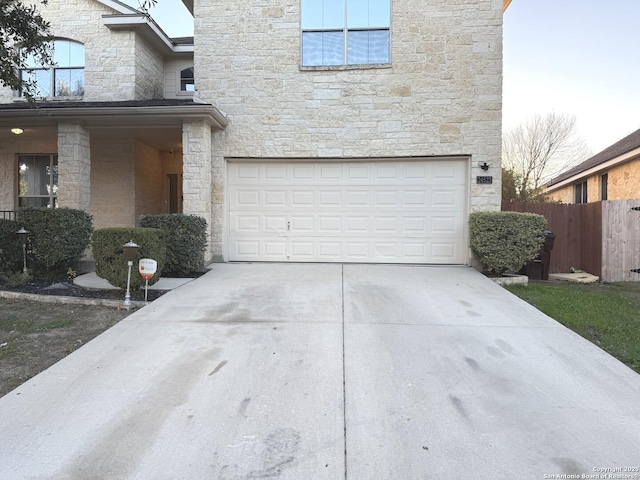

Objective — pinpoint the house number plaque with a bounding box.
[476,176,493,184]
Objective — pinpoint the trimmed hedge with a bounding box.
[139,214,207,276]
[0,219,23,273]
[18,207,93,276]
[92,228,166,289]
[469,211,546,274]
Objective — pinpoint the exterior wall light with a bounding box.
[479,161,490,171]
[11,128,24,135]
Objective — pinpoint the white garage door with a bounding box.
[227,159,467,264]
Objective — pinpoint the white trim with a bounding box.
[546,146,640,193]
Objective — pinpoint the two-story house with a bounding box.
[0,0,507,265]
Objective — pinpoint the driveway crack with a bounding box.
[342,263,347,480]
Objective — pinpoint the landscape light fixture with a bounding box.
[122,240,140,309]
[11,128,24,135]
[16,227,29,274]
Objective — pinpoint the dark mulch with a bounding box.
[0,278,167,302]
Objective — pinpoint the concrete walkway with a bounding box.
[0,264,638,479]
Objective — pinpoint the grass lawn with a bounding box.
[505,281,640,374]
[0,298,132,397]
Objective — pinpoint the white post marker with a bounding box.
[139,258,158,302]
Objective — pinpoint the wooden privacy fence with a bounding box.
[502,201,602,277]
[503,199,640,282]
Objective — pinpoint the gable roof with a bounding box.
[546,128,640,189]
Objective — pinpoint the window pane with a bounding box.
[181,67,195,91]
[55,68,84,96]
[21,69,51,97]
[302,0,344,28]
[19,156,51,196]
[54,40,71,66]
[69,41,84,66]
[302,31,344,66]
[348,29,389,64]
[347,0,390,27]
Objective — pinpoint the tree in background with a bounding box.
[0,0,52,101]
[502,113,591,202]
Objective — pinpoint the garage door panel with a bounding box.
[228,160,467,264]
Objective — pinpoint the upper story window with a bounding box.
[180,67,194,92]
[301,0,390,67]
[601,173,608,201]
[20,39,85,98]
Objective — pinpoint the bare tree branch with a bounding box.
[502,113,592,201]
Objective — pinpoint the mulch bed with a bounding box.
[0,278,167,302]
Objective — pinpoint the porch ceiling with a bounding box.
[0,99,227,153]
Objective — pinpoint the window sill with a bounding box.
[300,63,391,72]
[176,91,195,97]
[13,96,84,102]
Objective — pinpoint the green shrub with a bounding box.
[18,208,93,277]
[139,214,207,276]
[0,219,23,273]
[92,228,166,289]
[469,211,546,274]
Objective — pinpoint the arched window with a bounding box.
[21,39,85,97]
[180,67,194,92]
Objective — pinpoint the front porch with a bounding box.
[0,99,227,262]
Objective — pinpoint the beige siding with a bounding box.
[164,56,194,99]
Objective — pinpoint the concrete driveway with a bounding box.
[0,264,639,479]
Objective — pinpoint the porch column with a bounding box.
[182,120,215,262]
[57,122,91,211]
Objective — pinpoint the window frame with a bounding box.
[16,154,59,209]
[601,173,608,201]
[574,180,588,204]
[300,0,391,68]
[179,66,195,94]
[19,39,85,99]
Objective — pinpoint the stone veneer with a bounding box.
[0,0,164,102]
[195,0,504,260]
[182,120,214,260]
[57,123,91,211]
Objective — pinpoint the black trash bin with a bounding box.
[520,230,556,280]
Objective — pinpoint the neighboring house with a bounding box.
[545,128,640,204]
[0,0,509,265]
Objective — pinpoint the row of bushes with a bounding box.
[2,208,544,284]
[0,209,207,287]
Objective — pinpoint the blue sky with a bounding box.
[140,0,640,154]
[504,0,640,153]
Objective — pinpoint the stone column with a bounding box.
[182,120,216,262]
[57,122,91,211]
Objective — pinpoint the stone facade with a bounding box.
[195,0,504,259]
[57,122,91,211]
[0,0,165,102]
[182,120,214,259]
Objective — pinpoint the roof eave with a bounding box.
[0,104,228,131]
[545,146,640,192]
[102,14,193,54]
